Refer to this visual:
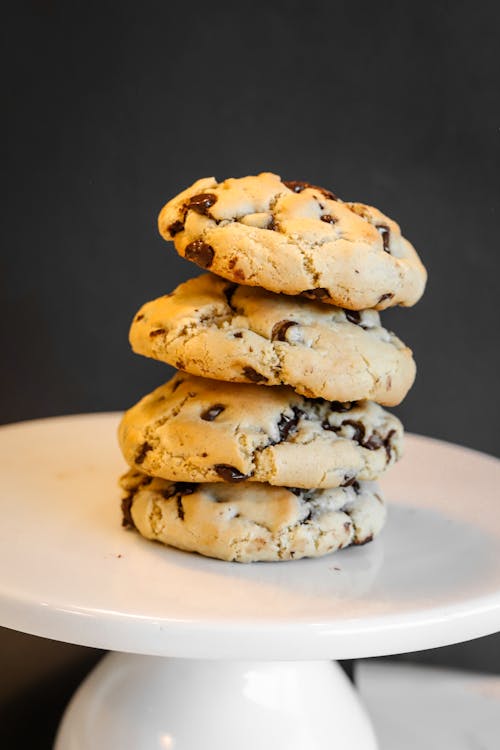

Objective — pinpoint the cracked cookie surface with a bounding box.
[118,373,403,488]
[129,273,416,406]
[120,470,386,562]
[158,172,426,310]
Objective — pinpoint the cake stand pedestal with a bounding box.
[0,415,499,749]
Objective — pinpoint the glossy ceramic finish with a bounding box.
[0,414,499,659]
[55,655,378,750]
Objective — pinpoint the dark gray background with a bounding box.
[1,1,499,746]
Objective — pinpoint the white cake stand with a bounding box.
[0,414,499,750]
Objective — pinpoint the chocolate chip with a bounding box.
[176,496,185,520]
[201,404,225,421]
[185,240,215,268]
[242,366,268,383]
[214,464,250,482]
[321,401,354,430]
[186,193,217,215]
[319,187,339,201]
[284,180,309,193]
[233,331,243,338]
[378,292,394,303]
[342,420,366,444]
[335,401,353,412]
[160,485,176,500]
[341,475,356,487]
[354,533,374,546]
[303,287,330,299]
[345,310,361,325]
[376,224,391,253]
[363,432,384,451]
[161,482,196,500]
[268,216,279,230]
[271,320,298,341]
[168,220,185,236]
[345,314,370,331]
[121,495,135,529]
[324,417,387,453]
[277,407,303,441]
[384,429,396,461]
[284,180,338,201]
[321,214,337,224]
[135,442,153,465]
[149,328,166,337]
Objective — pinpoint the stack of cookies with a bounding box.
[119,173,426,563]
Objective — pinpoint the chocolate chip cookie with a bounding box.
[121,470,386,562]
[129,273,416,406]
[158,172,426,310]
[119,373,403,489]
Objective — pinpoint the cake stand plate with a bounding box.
[0,414,499,749]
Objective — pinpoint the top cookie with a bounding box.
[158,172,427,311]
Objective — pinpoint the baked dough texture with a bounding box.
[117,171,426,562]
[121,470,387,563]
[118,373,403,489]
[158,172,426,311]
[129,273,416,406]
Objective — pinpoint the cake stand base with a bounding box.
[54,653,377,750]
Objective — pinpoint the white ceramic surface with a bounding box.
[357,661,500,749]
[0,413,499,660]
[54,655,378,750]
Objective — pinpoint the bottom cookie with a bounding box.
[120,470,386,563]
